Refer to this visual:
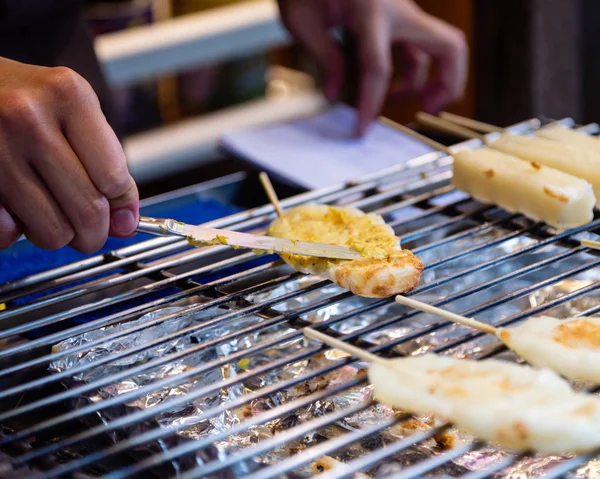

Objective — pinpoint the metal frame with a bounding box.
[1,118,600,478]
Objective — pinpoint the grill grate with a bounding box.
[1,118,600,478]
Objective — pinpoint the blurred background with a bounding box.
[85,0,591,196]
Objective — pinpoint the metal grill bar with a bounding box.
[8,255,600,479]
[0,281,338,407]
[246,424,455,479]
[382,446,483,479]
[24,259,599,477]
[397,204,494,243]
[0,157,445,303]
[0,175,453,338]
[324,440,478,479]
[0,287,340,435]
[0,194,485,386]
[0,210,541,408]
[0,240,189,304]
[0,262,298,375]
[432,278,600,355]
[183,273,600,479]
[31,378,369,479]
[0,244,238,323]
[205,281,600,479]
[332,245,583,348]
[0,263,298,366]
[112,395,379,479]
[0,185,509,382]
[1,117,598,479]
[458,457,523,479]
[3,221,596,468]
[534,454,597,479]
[0,118,538,299]
[86,260,600,478]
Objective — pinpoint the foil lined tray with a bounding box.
[48,226,600,478]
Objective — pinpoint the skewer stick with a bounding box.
[303,327,387,365]
[582,239,600,250]
[259,171,284,218]
[415,112,484,141]
[395,295,498,335]
[379,116,453,155]
[439,111,504,134]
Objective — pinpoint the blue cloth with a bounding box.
[0,197,247,339]
[0,198,240,284]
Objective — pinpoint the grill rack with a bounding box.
[1,118,600,478]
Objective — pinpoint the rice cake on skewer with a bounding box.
[260,172,423,298]
[452,147,595,228]
[268,204,423,298]
[537,123,600,154]
[499,316,600,384]
[304,327,600,455]
[428,111,600,207]
[491,133,600,206]
[395,295,600,386]
[382,117,596,229]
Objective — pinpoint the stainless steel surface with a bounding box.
[1,117,600,479]
[136,216,362,260]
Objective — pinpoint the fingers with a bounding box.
[50,67,140,238]
[390,43,430,98]
[277,2,344,101]
[0,61,137,253]
[31,133,109,254]
[0,160,75,250]
[0,206,22,250]
[354,5,392,136]
[395,13,468,113]
[421,49,467,114]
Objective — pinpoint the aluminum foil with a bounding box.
[47,216,600,478]
[246,226,600,478]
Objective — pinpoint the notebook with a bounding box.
[219,104,437,189]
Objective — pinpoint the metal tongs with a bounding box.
[137,216,361,260]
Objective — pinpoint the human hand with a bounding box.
[277,0,468,136]
[0,57,139,253]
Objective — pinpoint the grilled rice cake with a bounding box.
[499,316,600,385]
[370,353,600,454]
[268,204,423,298]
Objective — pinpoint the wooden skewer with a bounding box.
[582,239,600,250]
[259,171,284,218]
[379,116,453,155]
[395,295,498,336]
[303,327,387,365]
[415,112,484,141]
[439,111,504,134]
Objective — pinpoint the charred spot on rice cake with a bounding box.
[553,318,600,349]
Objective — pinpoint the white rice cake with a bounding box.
[491,132,600,205]
[537,124,600,154]
[369,353,600,454]
[452,147,595,228]
[500,316,600,385]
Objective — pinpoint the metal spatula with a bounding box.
[136,216,361,260]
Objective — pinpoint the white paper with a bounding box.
[219,104,437,189]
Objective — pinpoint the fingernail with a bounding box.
[111,208,137,236]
